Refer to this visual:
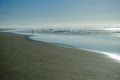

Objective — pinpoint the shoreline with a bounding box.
[3,29,120,55]
[1,32,120,80]
[2,31,120,62]
[25,32,120,62]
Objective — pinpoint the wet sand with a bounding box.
[0,32,120,80]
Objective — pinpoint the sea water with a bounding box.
[5,27,120,61]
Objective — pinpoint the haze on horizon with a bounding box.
[0,0,120,29]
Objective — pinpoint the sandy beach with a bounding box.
[0,32,120,80]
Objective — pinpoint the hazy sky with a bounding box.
[0,0,120,28]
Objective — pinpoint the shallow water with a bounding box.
[29,33,120,52]
[5,28,120,61]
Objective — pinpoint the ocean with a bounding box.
[4,27,120,61]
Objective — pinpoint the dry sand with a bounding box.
[0,32,120,80]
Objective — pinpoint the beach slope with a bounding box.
[0,32,120,80]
